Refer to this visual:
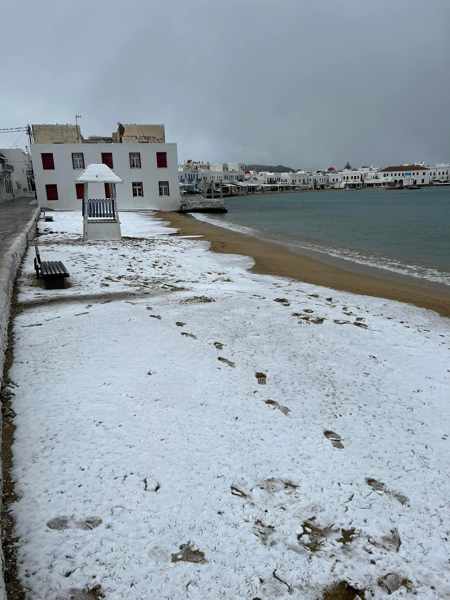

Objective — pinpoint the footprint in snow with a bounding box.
[171,542,207,564]
[274,298,290,306]
[265,399,290,415]
[324,430,344,449]
[366,478,409,505]
[47,516,102,530]
[181,332,197,339]
[149,314,162,320]
[175,321,185,327]
[55,585,104,599]
[256,372,267,384]
[218,356,235,367]
[213,341,224,350]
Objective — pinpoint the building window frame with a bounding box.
[129,152,142,169]
[156,151,168,168]
[4,174,13,194]
[158,180,170,196]
[101,152,113,169]
[132,181,144,197]
[72,152,85,170]
[41,153,55,170]
[45,184,58,201]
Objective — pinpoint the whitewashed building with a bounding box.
[0,149,34,201]
[428,163,450,183]
[31,123,181,211]
[178,161,244,188]
[377,164,431,187]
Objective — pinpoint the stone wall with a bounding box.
[0,207,39,599]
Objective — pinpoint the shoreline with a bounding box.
[157,210,450,318]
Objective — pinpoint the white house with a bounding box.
[178,161,244,189]
[428,163,450,183]
[31,123,181,211]
[0,149,35,201]
[377,164,431,187]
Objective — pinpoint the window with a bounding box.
[104,183,112,199]
[72,152,85,170]
[75,183,85,200]
[156,151,167,168]
[5,175,12,194]
[129,152,141,168]
[46,184,58,201]
[41,153,54,170]
[158,180,170,196]
[132,181,144,197]
[101,152,113,169]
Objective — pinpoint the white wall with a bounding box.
[0,149,34,199]
[429,164,450,182]
[31,142,181,211]
[378,169,432,186]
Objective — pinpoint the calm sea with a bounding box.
[195,187,450,286]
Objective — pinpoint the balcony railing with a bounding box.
[82,198,117,220]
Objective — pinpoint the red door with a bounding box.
[75,183,85,200]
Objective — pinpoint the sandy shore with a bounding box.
[159,211,450,318]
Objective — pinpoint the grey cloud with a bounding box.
[1,0,449,168]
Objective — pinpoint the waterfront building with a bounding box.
[340,168,364,189]
[378,164,431,187]
[428,164,450,183]
[31,123,181,211]
[179,161,244,183]
[292,170,314,189]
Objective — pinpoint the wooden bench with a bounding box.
[34,246,70,289]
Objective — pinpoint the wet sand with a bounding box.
[158,211,450,318]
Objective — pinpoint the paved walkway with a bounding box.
[0,197,37,259]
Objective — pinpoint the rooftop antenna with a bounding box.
[75,114,82,142]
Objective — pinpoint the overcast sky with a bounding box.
[1,0,449,168]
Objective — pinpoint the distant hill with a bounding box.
[244,164,295,173]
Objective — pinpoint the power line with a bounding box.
[0,127,28,133]
[0,125,32,146]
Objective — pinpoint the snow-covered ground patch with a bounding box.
[8,211,450,599]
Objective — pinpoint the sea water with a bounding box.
[195,187,450,286]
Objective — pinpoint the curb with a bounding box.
[0,204,40,600]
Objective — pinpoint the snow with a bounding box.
[8,211,450,599]
[77,164,122,183]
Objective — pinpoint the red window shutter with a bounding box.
[75,183,85,200]
[156,152,167,168]
[101,152,113,168]
[46,184,58,201]
[104,183,111,198]
[41,153,55,170]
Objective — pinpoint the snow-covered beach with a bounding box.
[6,211,450,599]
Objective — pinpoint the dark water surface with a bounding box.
[200,187,450,285]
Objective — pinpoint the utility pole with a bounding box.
[75,114,82,142]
